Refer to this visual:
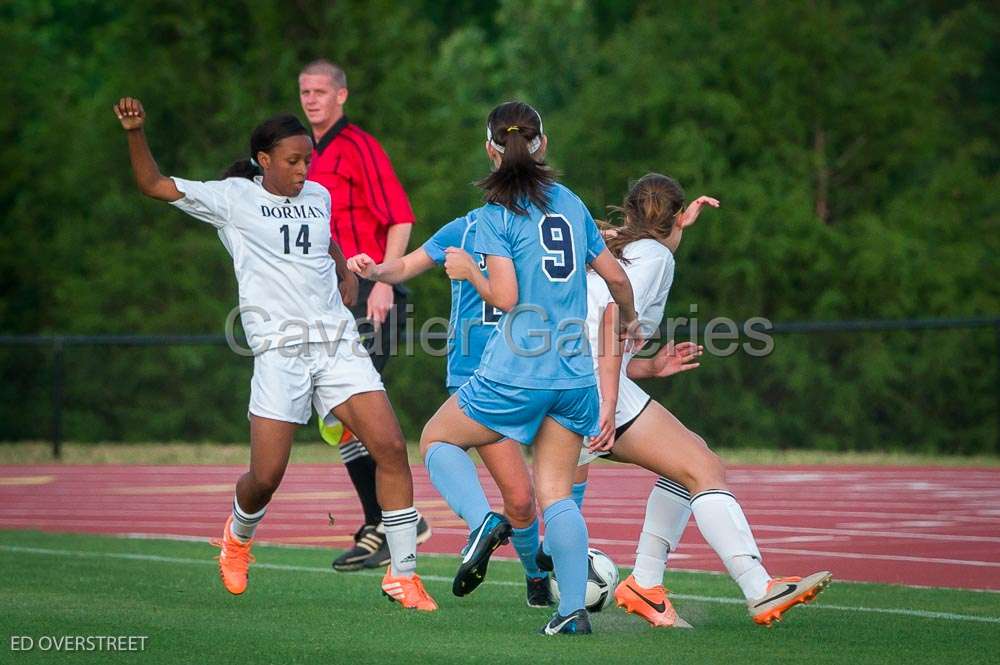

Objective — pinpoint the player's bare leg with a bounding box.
[477,440,535,527]
[611,402,831,625]
[478,439,549,605]
[332,390,436,609]
[214,415,296,595]
[237,416,297,511]
[334,391,411,510]
[609,403,724,494]
[420,393,506,452]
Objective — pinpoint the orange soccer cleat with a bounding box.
[211,516,256,595]
[381,570,438,611]
[748,571,832,626]
[614,575,687,628]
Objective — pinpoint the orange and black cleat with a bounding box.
[211,516,256,595]
[749,571,832,626]
[614,575,690,628]
[381,570,438,611]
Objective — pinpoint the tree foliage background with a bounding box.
[1,0,997,452]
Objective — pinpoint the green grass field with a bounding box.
[2,531,997,664]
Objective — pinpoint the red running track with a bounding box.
[2,464,998,591]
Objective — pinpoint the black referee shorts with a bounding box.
[348,278,409,375]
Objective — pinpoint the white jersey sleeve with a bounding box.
[586,239,676,371]
[169,177,233,228]
[621,240,675,332]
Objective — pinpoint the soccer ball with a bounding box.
[548,548,620,612]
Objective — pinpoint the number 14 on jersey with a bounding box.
[280,224,312,255]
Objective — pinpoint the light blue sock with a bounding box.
[541,483,586,556]
[511,519,545,579]
[424,443,491,531]
[543,498,589,616]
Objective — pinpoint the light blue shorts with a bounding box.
[456,374,600,445]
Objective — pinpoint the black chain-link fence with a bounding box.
[1,317,997,458]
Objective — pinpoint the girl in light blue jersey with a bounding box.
[418,101,638,635]
[348,211,553,607]
[351,210,704,612]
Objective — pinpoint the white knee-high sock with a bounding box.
[632,477,692,588]
[230,497,266,542]
[382,507,419,577]
[690,489,770,599]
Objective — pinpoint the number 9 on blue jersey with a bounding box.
[538,214,576,281]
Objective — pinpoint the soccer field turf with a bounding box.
[2,531,997,664]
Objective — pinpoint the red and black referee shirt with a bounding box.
[306,116,415,262]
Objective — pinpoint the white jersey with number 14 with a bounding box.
[170,176,358,354]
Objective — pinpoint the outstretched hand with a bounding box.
[346,253,379,280]
[678,196,720,228]
[114,97,146,131]
[648,341,703,377]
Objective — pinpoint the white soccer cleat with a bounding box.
[748,571,832,626]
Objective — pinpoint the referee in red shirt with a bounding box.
[299,59,428,571]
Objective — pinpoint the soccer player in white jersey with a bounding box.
[112,97,436,610]
[577,173,831,627]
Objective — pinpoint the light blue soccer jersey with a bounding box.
[421,211,504,390]
[473,183,606,390]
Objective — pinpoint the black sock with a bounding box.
[344,454,381,526]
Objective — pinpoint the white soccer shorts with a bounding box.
[249,341,384,425]
[578,376,651,465]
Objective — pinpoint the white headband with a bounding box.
[487,118,544,155]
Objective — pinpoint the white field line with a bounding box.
[6,510,998,545]
[5,519,998,570]
[0,543,998,626]
[104,534,1000,595]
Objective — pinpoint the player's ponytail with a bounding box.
[476,101,556,216]
[223,159,261,179]
[223,114,310,179]
[601,173,685,263]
